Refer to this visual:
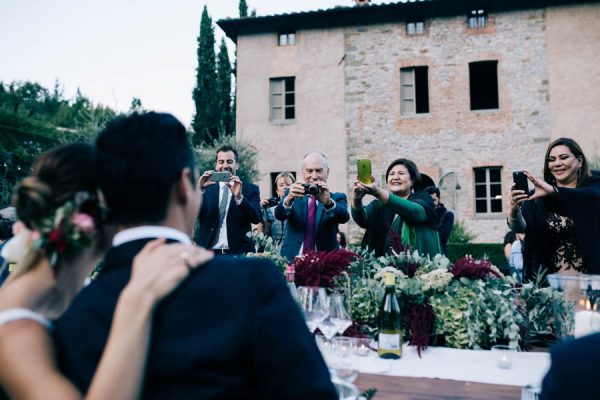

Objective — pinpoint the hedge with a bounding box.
[447,243,506,272]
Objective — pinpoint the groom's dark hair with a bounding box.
[96,112,195,225]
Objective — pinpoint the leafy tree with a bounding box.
[0,80,121,207]
[192,6,219,146]
[216,38,233,136]
[129,97,145,114]
[239,0,248,17]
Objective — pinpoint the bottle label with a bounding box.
[379,333,401,351]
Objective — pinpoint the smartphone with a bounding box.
[512,171,529,193]
[357,158,373,184]
[211,171,231,183]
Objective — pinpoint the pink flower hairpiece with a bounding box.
[30,192,98,267]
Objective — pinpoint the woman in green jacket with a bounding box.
[351,158,441,257]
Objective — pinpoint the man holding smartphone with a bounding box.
[194,145,262,254]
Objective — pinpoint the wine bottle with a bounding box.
[377,272,402,359]
[285,265,299,303]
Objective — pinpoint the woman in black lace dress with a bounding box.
[508,138,600,280]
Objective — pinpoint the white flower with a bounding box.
[374,266,405,280]
[418,269,453,291]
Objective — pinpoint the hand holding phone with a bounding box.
[513,171,529,193]
[357,158,373,185]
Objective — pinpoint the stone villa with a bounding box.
[218,0,600,242]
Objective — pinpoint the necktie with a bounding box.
[217,184,230,233]
[303,196,317,254]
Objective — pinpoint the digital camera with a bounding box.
[302,183,320,196]
[264,196,280,208]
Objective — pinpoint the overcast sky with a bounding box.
[0,0,384,126]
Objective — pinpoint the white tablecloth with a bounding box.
[351,344,550,387]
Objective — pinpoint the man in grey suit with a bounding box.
[274,152,349,260]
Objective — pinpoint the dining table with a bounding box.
[339,344,550,400]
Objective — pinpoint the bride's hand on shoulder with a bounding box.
[125,238,214,306]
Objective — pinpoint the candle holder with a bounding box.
[491,345,515,369]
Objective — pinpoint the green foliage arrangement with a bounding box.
[252,248,571,352]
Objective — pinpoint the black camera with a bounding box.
[264,196,280,208]
[302,183,320,196]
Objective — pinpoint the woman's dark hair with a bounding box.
[11,142,106,278]
[14,143,97,230]
[503,231,517,246]
[385,158,421,190]
[543,137,589,186]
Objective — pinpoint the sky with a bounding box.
[0,0,384,126]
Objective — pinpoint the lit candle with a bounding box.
[498,355,511,369]
[355,344,370,357]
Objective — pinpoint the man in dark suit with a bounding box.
[275,151,350,261]
[194,145,261,255]
[53,113,336,399]
[540,333,600,399]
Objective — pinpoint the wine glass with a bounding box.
[298,286,329,333]
[329,292,353,336]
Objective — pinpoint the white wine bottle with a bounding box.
[377,272,402,359]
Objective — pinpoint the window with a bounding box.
[400,67,429,115]
[406,21,425,35]
[474,167,503,214]
[469,61,499,110]
[270,77,295,121]
[468,9,487,28]
[278,32,296,46]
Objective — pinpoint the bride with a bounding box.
[0,142,212,399]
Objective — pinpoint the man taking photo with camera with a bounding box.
[275,151,349,261]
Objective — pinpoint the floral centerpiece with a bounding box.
[250,240,571,354]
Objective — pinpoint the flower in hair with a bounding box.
[30,192,98,267]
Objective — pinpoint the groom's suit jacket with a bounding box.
[194,182,261,254]
[274,192,349,261]
[53,238,336,399]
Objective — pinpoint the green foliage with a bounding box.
[216,38,233,136]
[429,278,521,349]
[520,277,574,346]
[447,243,505,268]
[448,219,475,244]
[192,6,219,146]
[192,132,260,183]
[239,0,248,17]
[0,80,119,207]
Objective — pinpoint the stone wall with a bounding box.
[343,10,552,243]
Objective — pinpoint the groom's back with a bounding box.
[54,240,335,399]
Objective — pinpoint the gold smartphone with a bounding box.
[357,158,373,184]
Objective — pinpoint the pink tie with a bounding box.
[303,196,317,253]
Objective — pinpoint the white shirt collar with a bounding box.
[112,226,192,247]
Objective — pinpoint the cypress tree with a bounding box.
[239,0,248,17]
[192,6,218,146]
[216,38,233,136]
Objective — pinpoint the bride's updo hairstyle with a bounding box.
[11,142,106,278]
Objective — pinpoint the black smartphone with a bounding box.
[512,171,529,193]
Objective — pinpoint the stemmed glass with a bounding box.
[298,286,329,334]
[329,292,353,336]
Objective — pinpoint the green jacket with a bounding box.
[351,191,441,257]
